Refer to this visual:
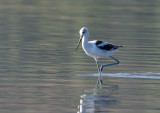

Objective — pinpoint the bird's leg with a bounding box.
[100,56,120,72]
[95,58,103,85]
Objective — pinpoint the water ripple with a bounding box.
[76,72,160,79]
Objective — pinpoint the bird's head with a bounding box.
[79,27,89,38]
[75,27,89,53]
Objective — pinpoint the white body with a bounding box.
[79,27,120,59]
[82,39,117,58]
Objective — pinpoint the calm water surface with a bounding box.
[0,0,160,113]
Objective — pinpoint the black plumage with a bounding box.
[96,40,122,51]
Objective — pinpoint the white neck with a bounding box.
[82,36,88,48]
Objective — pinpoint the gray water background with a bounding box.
[0,0,160,113]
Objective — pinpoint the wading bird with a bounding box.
[75,27,122,85]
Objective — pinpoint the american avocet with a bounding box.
[75,27,122,85]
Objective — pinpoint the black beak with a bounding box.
[74,36,83,53]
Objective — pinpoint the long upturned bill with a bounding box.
[74,36,82,53]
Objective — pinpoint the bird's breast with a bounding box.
[82,43,107,58]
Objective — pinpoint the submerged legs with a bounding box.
[95,58,103,85]
[94,56,120,86]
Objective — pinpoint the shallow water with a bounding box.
[0,0,160,113]
[76,72,160,79]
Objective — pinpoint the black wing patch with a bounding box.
[96,40,122,50]
[99,44,118,50]
[96,40,103,45]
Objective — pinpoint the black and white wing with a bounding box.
[95,40,122,51]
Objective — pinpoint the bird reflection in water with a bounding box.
[77,85,118,113]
